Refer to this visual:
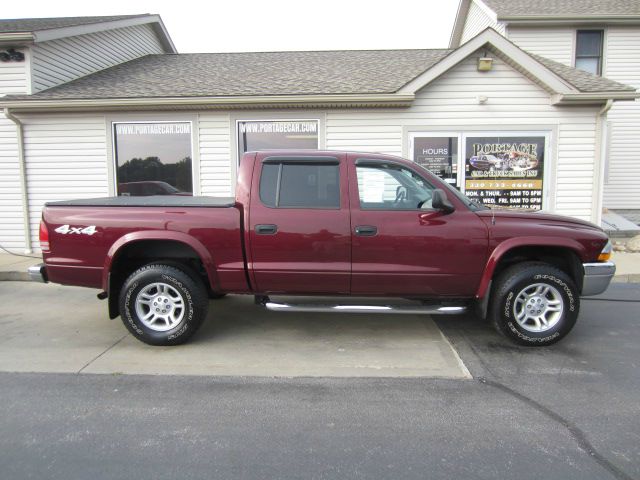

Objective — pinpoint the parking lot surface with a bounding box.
[0,282,468,378]
[0,283,638,479]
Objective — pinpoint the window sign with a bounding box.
[114,122,193,196]
[238,120,319,161]
[412,136,458,186]
[464,135,545,210]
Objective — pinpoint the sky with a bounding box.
[1,0,460,53]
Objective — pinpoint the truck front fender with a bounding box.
[475,236,586,299]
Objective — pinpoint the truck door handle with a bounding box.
[255,224,278,235]
[355,225,377,236]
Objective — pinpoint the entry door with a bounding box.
[249,153,351,294]
[348,155,488,297]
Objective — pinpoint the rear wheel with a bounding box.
[489,262,579,346]
[119,263,209,346]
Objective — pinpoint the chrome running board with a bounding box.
[256,296,466,315]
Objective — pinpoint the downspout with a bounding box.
[593,99,614,228]
[3,108,32,254]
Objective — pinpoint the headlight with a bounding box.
[598,240,612,262]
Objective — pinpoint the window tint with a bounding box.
[259,164,280,207]
[575,30,603,75]
[114,122,193,196]
[259,162,340,208]
[356,163,435,210]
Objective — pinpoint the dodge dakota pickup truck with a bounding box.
[30,150,615,347]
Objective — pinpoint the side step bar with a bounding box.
[255,296,466,315]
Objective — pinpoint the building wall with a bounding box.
[460,0,505,44]
[507,26,575,65]
[0,47,29,251]
[601,26,640,208]
[30,24,165,93]
[22,114,109,248]
[507,24,640,210]
[198,113,233,196]
[325,51,601,221]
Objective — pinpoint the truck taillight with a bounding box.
[39,221,50,251]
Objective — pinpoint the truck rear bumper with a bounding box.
[581,261,615,296]
[28,263,48,283]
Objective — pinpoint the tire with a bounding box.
[118,263,209,346]
[489,262,579,346]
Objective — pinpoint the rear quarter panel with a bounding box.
[43,205,246,292]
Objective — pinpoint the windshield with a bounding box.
[413,163,489,212]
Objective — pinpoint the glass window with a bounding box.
[412,136,459,187]
[238,120,319,162]
[259,162,340,208]
[575,30,603,75]
[114,122,193,196]
[356,163,435,210]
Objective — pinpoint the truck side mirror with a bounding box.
[431,189,455,214]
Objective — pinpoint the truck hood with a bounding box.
[476,209,603,232]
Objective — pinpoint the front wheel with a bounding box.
[119,263,209,346]
[489,262,579,346]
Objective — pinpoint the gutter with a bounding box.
[0,93,416,112]
[500,15,640,23]
[3,108,32,254]
[551,92,640,105]
[593,100,614,227]
[0,32,34,46]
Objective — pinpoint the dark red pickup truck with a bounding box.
[30,150,615,346]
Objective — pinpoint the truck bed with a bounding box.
[46,196,236,208]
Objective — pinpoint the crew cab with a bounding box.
[30,150,615,346]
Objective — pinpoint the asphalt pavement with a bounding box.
[1,284,638,479]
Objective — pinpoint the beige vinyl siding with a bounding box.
[326,51,601,221]
[0,113,26,251]
[0,47,29,95]
[507,27,575,65]
[22,114,109,249]
[0,52,29,251]
[30,24,164,93]
[461,1,505,44]
[198,113,233,196]
[602,27,640,209]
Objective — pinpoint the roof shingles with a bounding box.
[4,50,451,99]
[482,0,640,17]
[0,15,151,34]
[1,46,634,103]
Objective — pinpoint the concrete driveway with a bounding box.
[0,282,469,378]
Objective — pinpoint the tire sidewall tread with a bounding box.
[490,262,579,346]
[118,263,208,346]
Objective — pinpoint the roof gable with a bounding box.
[0,14,176,52]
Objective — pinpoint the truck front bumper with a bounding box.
[28,263,48,283]
[581,261,615,296]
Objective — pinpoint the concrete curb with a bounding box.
[612,274,640,284]
[0,272,30,282]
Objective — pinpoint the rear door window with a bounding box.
[259,161,340,208]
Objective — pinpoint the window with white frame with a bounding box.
[575,30,604,76]
[113,122,193,196]
[237,120,319,162]
[410,131,548,210]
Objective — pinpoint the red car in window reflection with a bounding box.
[118,181,191,196]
